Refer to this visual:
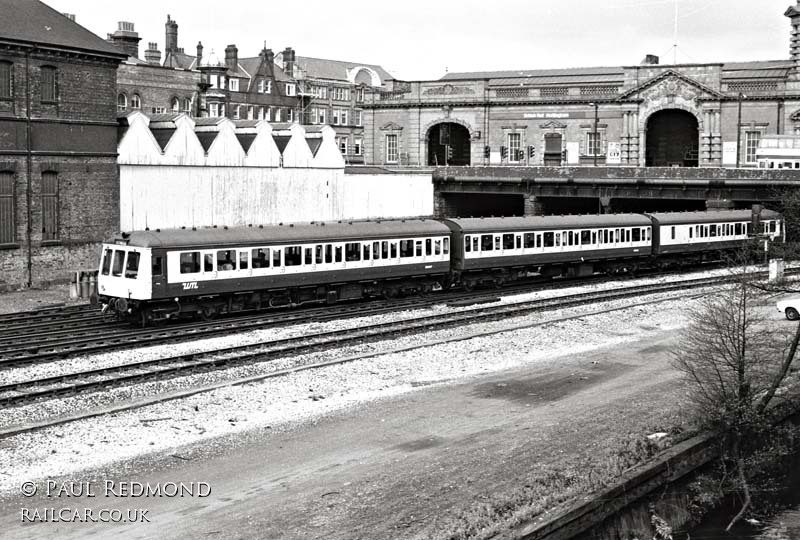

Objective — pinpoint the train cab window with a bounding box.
[543,232,554,248]
[152,256,163,276]
[125,252,140,278]
[101,248,113,275]
[382,241,389,259]
[443,238,449,254]
[335,246,343,263]
[285,246,302,266]
[434,239,441,255]
[480,235,493,251]
[632,228,641,242]
[415,241,423,257]
[325,245,333,264]
[112,250,125,276]
[252,248,270,268]
[363,244,370,260]
[345,242,361,261]
[272,249,282,267]
[204,254,214,272]
[373,241,380,260]
[180,252,200,274]
[425,239,432,256]
[239,251,249,270]
[217,250,236,271]
[315,245,324,264]
[305,247,313,265]
[523,233,535,248]
[502,234,514,250]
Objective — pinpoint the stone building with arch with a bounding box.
[364,1,800,170]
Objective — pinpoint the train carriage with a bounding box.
[443,214,654,287]
[99,219,452,323]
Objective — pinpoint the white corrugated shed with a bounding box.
[117,112,431,230]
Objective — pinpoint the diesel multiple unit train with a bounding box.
[98,209,783,325]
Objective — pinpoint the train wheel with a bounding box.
[463,280,475,292]
[200,306,216,321]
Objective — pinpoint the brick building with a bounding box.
[0,0,126,289]
[363,2,800,170]
[275,49,393,164]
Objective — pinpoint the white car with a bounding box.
[777,297,800,321]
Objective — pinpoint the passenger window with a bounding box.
[465,235,471,252]
[523,233,535,248]
[373,241,380,259]
[425,238,432,256]
[152,256,163,276]
[382,241,389,259]
[272,249,282,267]
[305,247,313,265]
[217,250,236,271]
[591,231,597,245]
[204,253,214,272]
[626,229,631,242]
[480,235,493,251]
[400,240,413,258]
[345,242,361,261]
[443,238,449,255]
[502,234,514,250]
[435,239,441,255]
[536,234,542,248]
[568,232,574,246]
[471,237,478,252]
[285,246,302,266]
[325,244,333,264]
[239,251,249,270]
[581,230,591,244]
[494,237,501,250]
[516,236,522,249]
[709,226,716,238]
[101,248,113,275]
[335,246,342,263]
[390,242,397,259]
[180,252,200,274]
[688,228,693,239]
[555,233,561,247]
[125,251,140,278]
[543,232,554,247]
[315,245,323,264]
[363,244,370,260]
[112,250,125,276]
[415,241,422,257]
[252,248,270,268]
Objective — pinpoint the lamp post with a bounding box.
[735,92,745,168]
[589,102,599,167]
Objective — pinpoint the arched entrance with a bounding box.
[427,123,471,166]
[645,109,699,167]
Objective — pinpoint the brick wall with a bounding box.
[117,62,198,115]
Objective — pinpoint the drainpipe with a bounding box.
[735,92,744,168]
[25,48,32,288]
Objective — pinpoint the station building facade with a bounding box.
[363,2,800,170]
[0,1,125,289]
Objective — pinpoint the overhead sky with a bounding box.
[43,0,791,80]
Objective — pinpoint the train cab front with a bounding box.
[97,236,153,322]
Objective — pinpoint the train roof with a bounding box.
[645,209,781,225]
[443,214,652,233]
[107,219,452,249]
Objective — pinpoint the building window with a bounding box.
[745,131,761,164]
[232,105,240,120]
[337,136,348,155]
[355,110,362,126]
[152,106,166,114]
[265,80,272,94]
[209,102,221,117]
[0,172,14,245]
[131,94,141,109]
[340,110,347,125]
[332,109,339,125]
[285,83,296,96]
[229,78,239,92]
[334,87,349,101]
[354,137,362,156]
[287,108,294,122]
[586,132,601,156]
[182,97,191,112]
[0,62,11,99]
[508,133,521,162]
[40,66,56,103]
[386,134,398,163]
[117,93,127,112]
[41,171,58,241]
[356,87,364,102]
[265,107,272,121]
[248,105,254,120]
[318,108,325,124]
[171,97,180,113]
[257,79,264,93]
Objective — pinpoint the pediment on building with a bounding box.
[539,120,567,129]
[380,122,404,131]
[618,69,725,102]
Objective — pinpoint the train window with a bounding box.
[626,229,631,242]
[335,246,343,263]
[543,232,554,247]
[382,241,389,259]
[471,237,478,252]
[555,233,561,247]
[399,240,413,258]
[390,242,398,258]
[581,230,591,245]
[315,245,323,264]
[285,246,302,266]
[217,250,236,271]
[434,239,441,255]
[415,240,423,257]
[688,227,693,240]
[567,231,574,246]
[180,252,200,274]
[325,244,333,264]
[272,249,282,267]
[363,244,370,260]
[345,242,361,261]
[632,228,641,242]
[480,235,493,251]
[502,234,514,249]
[494,236,501,251]
[112,250,125,276]
[239,251,249,270]
[735,223,742,235]
[252,248,270,268]
[536,234,542,248]
[443,238,449,254]
[746,223,752,236]
[373,241,380,259]
[204,254,214,272]
[101,248,113,275]
[125,252,140,278]
[305,247,313,265]
[523,233,535,248]
[425,239,432,256]
[670,227,675,240]
[152,256,163,276]
[465,235,471,252]
[709,225,716,238]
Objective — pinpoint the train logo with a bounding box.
[182,282,198,290]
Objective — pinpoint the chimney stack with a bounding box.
[225,44,238,70]
[144,42,161,65]
[196,42,203,67]
[109,21,141,59]
[282,47,295,76]
[786,2,800,79]
[165,14,178,52]
[62,13,75,21]
[640,54,659,65]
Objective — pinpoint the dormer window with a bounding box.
[229,78,239,92]
[257,79,264,93]
[285,83,296,96]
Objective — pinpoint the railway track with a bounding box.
[0,274,749,408]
